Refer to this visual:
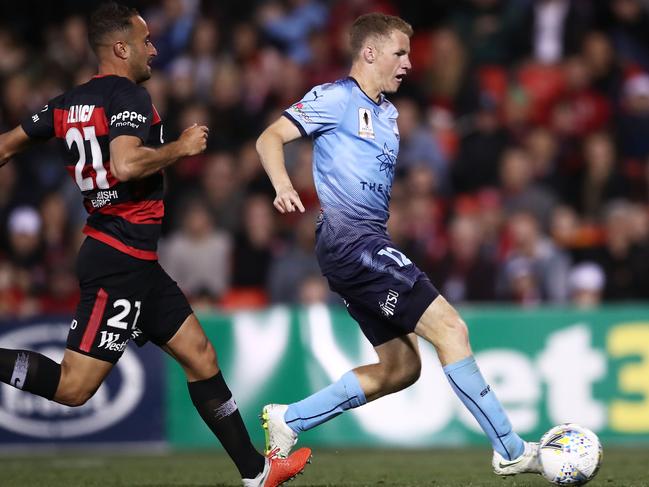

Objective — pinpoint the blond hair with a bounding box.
[349,13,413,58]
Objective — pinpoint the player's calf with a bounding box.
[0,348,61,400]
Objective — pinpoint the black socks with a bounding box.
[188,372,264,479]
[0,348,62,400]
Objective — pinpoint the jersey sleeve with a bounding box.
[107,84,153,143]
[20,96,60,140]
[283,82,350,136]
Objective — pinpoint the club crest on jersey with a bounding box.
[358,108,375,139]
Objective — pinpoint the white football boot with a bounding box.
[261,404,298,458]
[492,441,542,476]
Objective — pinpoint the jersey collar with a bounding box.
[347,76,385,106]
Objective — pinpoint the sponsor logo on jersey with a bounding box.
[379,289,399,317]
[110,110,147,128]
[31,114,39,123]
[359,181,391,194]
[98,331,128,352]
[91,190,119,208]
[376,143,396,178]
[358,108,375,139]
[0,323,144,438]
[67,104,96,123]
[288,102,313,124]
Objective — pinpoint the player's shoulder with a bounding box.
[308,77,355,104]
[80,75,150,102]
[382,97,398,118]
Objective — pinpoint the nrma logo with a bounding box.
[0,323,144,438]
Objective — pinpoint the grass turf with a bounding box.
[0,448,645,486]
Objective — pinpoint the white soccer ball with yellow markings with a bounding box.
[539,423,603,485]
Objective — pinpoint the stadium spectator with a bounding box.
[197,151,245,234]
[6,206,46,296]
[566,132,627,221]
[231,194,277,292]
[499,146,558,229]
[267,212,321,304]
[569,261,605,308]
[449,0,525,66]
[585,200,649,299]
[516,0,594,64]
[159,197,232,302]
[498,210,571,303]
[393,97,449,193]
[428,214,498,304]
[257,0,328,65]
[616,72,649,161]
[451,93,509,193]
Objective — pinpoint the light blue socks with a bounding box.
[444,356,524,460]
[284,370,367,433]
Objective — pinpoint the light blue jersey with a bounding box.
[284,77,399,234]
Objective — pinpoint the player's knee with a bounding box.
[56,385,95,407]
[186,336,218,379]
[397,360,421,389]
[196,335,217,365]
[382,359,420,393]
[450,316,469,345]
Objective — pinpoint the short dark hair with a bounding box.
[350,13,413,58]
[88,2,140,54]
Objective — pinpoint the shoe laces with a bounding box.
[267,447,281,460]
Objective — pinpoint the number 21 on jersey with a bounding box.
[65,126,109,191]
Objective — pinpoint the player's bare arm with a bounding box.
[0,126,34,167]
[109,123,208,181]
[256,116,305,214]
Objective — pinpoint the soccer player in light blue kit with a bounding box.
[256,13,542,478]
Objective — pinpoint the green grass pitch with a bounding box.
[0,448,646,486]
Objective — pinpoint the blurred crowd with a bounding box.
[2,0,649,318]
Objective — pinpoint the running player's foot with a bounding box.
[492,441,542,476]
[261,404,298,458]
[242,447,312,487]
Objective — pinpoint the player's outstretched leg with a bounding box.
[263,334,420,457]
[414,295,541,476]
[262,370,366,457]
[0,348,61,400]
[0,347,112,406]
[165,314,311,485]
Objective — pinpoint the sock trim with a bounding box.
[213,396,238,420]
[341,370,367,406]
[10,352,29,390]
[447,374,511,460]
[442,355,475,373]
[285,396,360,425]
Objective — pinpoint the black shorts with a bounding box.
[67,237,193,363]
[317,231,439,347]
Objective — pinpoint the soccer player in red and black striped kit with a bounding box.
[0,3,310,486]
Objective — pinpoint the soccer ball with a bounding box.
[539,423,603,485]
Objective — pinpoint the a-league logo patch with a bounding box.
[358,108,375,139]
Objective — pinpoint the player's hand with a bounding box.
[274,186,305,214]
[179,123,209,156]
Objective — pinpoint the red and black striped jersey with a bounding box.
[21,75,165,260]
